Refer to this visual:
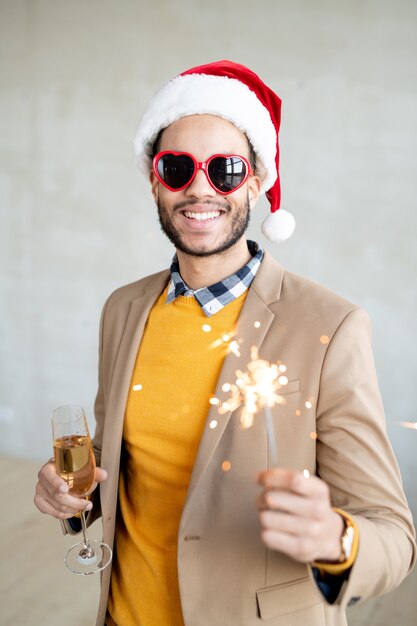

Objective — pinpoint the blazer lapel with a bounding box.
[101,270,170,515]
[184,252,285,509]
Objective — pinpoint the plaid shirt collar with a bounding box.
[166,240,264,317]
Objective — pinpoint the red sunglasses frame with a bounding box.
[152,151,253,195]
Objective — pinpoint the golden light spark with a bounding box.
[400,421,417,430]
[202,324,212,333]
[303,469,310,479]
[295,409,302,416]
[209,397,220,406]
[254,321,261,328]
[222,460,232,472]
[209,420,218,429]
[132,384,143,391]
[209,329,238,351]
[310,431,318,439]
[320,335,330,344]
[305,401,313,409]
[228,340,241,357]
[219,401,231,414]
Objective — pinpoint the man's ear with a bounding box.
[248,173,261,209]
[150,170,159,203]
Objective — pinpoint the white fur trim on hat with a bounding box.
[261,209,295,242]
[134,73,277,193]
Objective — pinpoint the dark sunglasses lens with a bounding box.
[208,157,247,192]
[157,154,194,189]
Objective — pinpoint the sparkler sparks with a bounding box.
[213,347,289,465]
[228,340,241,357]
[208,329,240,355]
[217,346,287,430]
[400,421,417,430]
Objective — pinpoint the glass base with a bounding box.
[65,539,112,575]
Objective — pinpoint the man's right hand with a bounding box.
[34,460,107,520]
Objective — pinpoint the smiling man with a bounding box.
[35,61,415,626]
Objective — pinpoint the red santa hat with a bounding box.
[134,60,295,242]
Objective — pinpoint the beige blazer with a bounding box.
[78,251,415,625]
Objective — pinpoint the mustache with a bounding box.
[173,199,230,212]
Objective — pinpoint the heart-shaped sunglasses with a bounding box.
[152,151,253,195]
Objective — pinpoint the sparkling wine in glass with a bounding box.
[52,405,112,575]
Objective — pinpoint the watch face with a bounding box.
[342,525,355,560]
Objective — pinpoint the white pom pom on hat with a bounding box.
[261,209,296,243]
[134,60,295,242]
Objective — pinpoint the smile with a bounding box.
[183,211,221,221]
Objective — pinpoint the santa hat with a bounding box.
[134,60,295,242]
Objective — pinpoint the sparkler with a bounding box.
[217,346,288,466]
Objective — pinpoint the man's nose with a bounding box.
[185,168,216,197]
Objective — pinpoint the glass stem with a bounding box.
[80,511,90,550]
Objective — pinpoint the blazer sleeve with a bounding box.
[311,307,416,606]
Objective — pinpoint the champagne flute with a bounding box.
[52,405,112,575]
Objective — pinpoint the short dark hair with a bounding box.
[150,129,164,160]
[150,127,257,172]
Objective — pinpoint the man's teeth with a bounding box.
[184,211,221,221]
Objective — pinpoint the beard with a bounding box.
[157,195,251,258]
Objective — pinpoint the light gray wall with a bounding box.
[1,0,416,516]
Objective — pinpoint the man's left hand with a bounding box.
[257,468,344,563]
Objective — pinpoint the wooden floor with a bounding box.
[1,455,416,626]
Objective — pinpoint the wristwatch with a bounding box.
[312,509,357,571]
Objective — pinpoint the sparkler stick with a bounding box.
[264,406,279,466]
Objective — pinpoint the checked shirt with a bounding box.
[166,240,264,317]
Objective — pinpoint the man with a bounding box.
[35,61,415,626]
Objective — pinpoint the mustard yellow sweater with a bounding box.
[108,286,247,625]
